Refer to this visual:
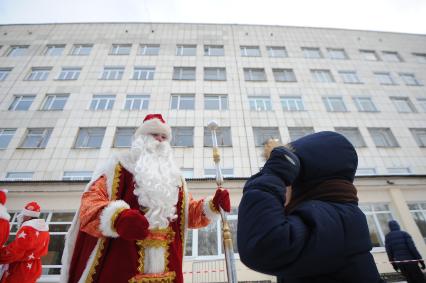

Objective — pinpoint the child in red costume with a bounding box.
[0,202,50,283]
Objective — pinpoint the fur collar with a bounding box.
[21,218,49,231]
[0,204,10,221]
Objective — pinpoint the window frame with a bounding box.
[204,45,224,56]
[243,68,267,81]
[368,128,399,148]
[240,46,261,57]
[74,127,106,149]
[132,67,155,80]
[176,44,197,56]
[302,47,323,59]
[334,127,366,148]
[57,67,81,80]
[272,68,297,82]
[267,46,288,58]
[40,94,69,111]
[204,94,228,110]
[124,94,150,111]
[44,44,65,56]
[353,97,378,112]
[19,128,53,149]
[322,96,347,112]
[311,69,335,83]
[171,127,194,147]
[288,127,315,141]
[113,127,137,148]
[248,96,272,111]
[410,128,426,147]
[110,44,132,55]
[170,94,195,110]
[100,66,125,80]
[327,48,348,60]
[339,70,362,84]
[6,45,29,57]
[173,67,196,80]
[139,44,160,56]
[280,96,305,111]
[252,127,281,147]
[8,95,36,111]
[90,95,116,111]
[204,67,226,81]
[390,97,416,113]
[0,68,12,81]
[0,128,16,149]
[203,127,232,147]
[26,67,52,81]
[70,44,93,56]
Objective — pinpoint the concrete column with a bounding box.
[389,187,426,257]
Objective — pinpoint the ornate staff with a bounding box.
[207,120,238,283]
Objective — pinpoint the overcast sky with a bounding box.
[0,0,425,34]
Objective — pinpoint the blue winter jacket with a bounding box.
[385,220,423,263]
[238,132,383,283]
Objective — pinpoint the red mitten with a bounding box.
[212,188,231,212]
[115,209,149,241]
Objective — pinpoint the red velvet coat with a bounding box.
[0,219,49,283]
[63,162,218,283]
[0,204,10,247]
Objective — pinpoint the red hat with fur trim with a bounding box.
[0,189,7,205]
[135,114,172,140]
[22,201,41,217]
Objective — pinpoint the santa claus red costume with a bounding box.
[0,189,10,280]
[0,190,10,248]
[0,202,50,283]
[60,114,231,283]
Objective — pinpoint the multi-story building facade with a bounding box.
[0,22,425,282]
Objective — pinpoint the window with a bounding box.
[41,94,69,111]
[90,95,115,110]
[382,51,403,62]
[408,203,426,242]
[0,129,16,149]
[26,67,51,81]
[387,167,410,174]
[356,168,376,176]
[327,48,348,60]
[173,67,196,80]
[204,45,224,56]
[204,168,234,178]
[8,211,75,274]
[171,127,194,147]
[413,53,426,63]
[302,47,322,59]
[6,45,29,56]
[253,127,281,146]
[63,171,93,181]
[417,98,426,112]
[185,207,238,257]
[390,97,416,113]
[100,67,124,80]
[57,67,81,80]
[359,203,393,247]
[0,68,12,81]
[272,69,296,82]
[248,96,272,111]
[133,67,155,80]
[280,96,304,111]
[334,127,366,147]
[240,46,261,57]
[124,95,150,110]
[339,71,362,84]
[204,94,228,110]
[204,67,226,81]
[267,46,287,58]
[399,73,421,86]
[5,172,33,181]
[114,127,137,148]
[311,69,334,83]
[139,44,160,55]
[44,44,65,56]
[368,128,399,147]
[176,45,196,56]
[243,68,266,81]
[110,44,131,55]
[360,50,380,61]
[204,127,232,146]
[70,44,92,56]
[170,94,195,110]
[74,127,106,148]
[410,128,426,147]
[8,95,35,111]
[323,97,347,112]
[374,72,396,85]
[20,128,52,148]
[353,97,378,112]
[288,127,314,141]
[181,168,194,179]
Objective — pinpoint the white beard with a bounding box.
[132,135,181,229]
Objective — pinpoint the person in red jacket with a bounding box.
[0,189,10,247]
[0,201,50,283]
[0,189,11,280]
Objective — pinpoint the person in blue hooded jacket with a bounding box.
[237,131,384,283]
[385,220,425,283]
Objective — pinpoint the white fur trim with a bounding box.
[135,119,172,140]
[77,239,102,283]
[22,208,40,218]
[60,157,118,282]
[0,205,10,221]
[99,200,130,238]
[203,196,220,221]
[21,219,49,231]
[144,246,166,273]
[182,178,189,256]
